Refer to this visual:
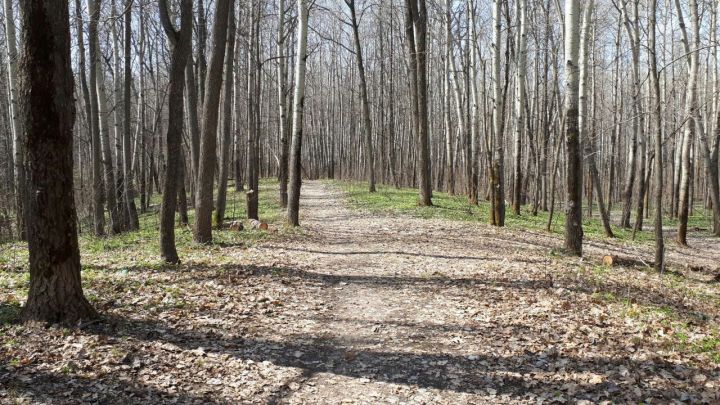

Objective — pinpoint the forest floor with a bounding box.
[1,180,720,404]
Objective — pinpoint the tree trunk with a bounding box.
[123,0,139,231]
[87,0,106,237]
[648,0,664,270]
[4,0,26,240]
[347,0,376,193]
[490,0,505,225]
[215,8,236,228]
[563,0,583,256]
[512,0,527,216]
[19,0,97,323]
[677,0,700,247]
[194,0,234,243]
[277,0,290,207]
[287,0,310,226]
[578,0,612,238]
[158,0,192,264]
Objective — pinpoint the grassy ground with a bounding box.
[0,179,287,322]
[333,180,713,245]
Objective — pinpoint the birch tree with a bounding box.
[512,0,527,216]
[287,0,310,226]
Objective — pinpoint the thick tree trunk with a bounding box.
[19,0,97,323]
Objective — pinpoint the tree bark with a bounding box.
[490,0,505,225]
[194,0,234,243]
[4,0,26,240]
[158,0,192,264]
[287,0,310,226]
[86,0,106,237]
[123,0,139,231]
[215,8,237,228]
[648,0,664,270]
[512,0,527,216]
[564,0,583,256]
[277,0,290,207]
[19,0,97,323]
[347,0,376,193]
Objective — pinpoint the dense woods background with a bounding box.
[1,0,719,260]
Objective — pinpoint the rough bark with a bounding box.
[158,0,192,264]
[194,0,234,243]
[19,0,97,323]
[564,0,583,256]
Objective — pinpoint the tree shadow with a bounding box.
[81,315,708,402]
[0,363,222,404]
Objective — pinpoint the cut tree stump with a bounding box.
[602,255,651,268]
[250,219,268,231]
[229,221,244,232]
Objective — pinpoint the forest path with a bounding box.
[4,181,717,404]
[245,180,718,404]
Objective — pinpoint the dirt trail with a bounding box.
[3,181,718,404]
[243,181,719,404]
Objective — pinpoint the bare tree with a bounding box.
[405,0,432,206]
[277,0,291,207]
[19,0,97,323]
[287,0,310,226]
[215,6,237,228]
[123,0,139,231]
[564,0,582,256]
[158,0,193,264]
[194,0,235,243]
[490,0,504,225]
[647,0,663,270]
[87,0,106,236]
[346,0,376,193]
[4,0,25,240]
[512,0,527,216]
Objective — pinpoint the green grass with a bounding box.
[0,179,286,308]
[333,180,712,244]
